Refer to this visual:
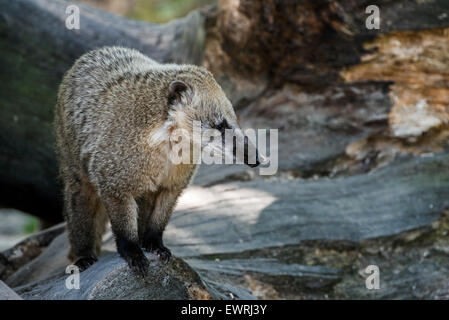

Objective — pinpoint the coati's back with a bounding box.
[54,47,160,172]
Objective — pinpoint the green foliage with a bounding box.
[23,216,39,234]
[127,0,215,23]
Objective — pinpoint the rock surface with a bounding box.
[1,230,213,300]
[0,280,22,300]
[175,153,449,299]
[6,233,210,300]
[172,153,449,257]
[3,152,449,299]
[14,252,210,300]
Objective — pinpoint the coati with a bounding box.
[54,46,262,276]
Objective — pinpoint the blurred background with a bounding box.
[80,0,215,23]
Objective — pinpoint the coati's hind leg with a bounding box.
[64,173,105,271]
[141,188,183,262]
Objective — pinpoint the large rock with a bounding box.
[5,233,210,300]
[170,153,449,299]
[169,153,449,256]
[14,252,210,300]
[4,152,449,299]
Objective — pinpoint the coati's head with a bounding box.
[165,66,265,168]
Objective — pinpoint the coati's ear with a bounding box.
[168,80,189,105]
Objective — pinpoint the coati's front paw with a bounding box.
[74,256,97,272]
[142,230,172,262]
[117,237,149,277]
[127,251,150,277]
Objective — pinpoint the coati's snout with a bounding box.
[215,119,266,168]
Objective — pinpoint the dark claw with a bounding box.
[74,256,97,272]
[149,245,172,262]
[142,229,172,262]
